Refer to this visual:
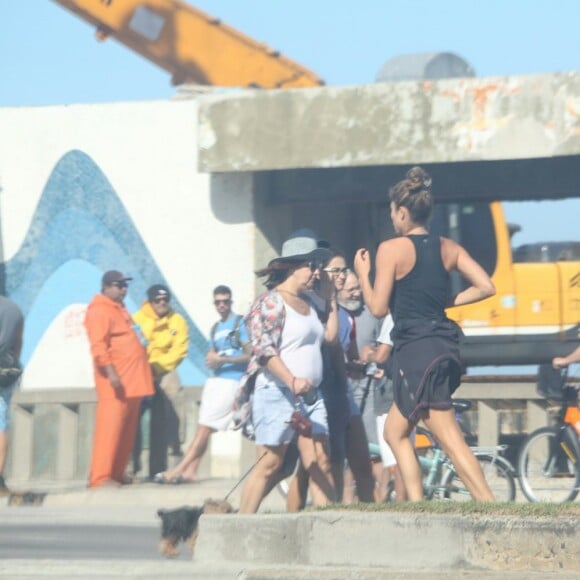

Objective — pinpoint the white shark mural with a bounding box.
[0,99,256,391]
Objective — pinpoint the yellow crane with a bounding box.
[52,0,324,88]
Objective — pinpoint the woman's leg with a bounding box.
[423,409,494,502]
[286,461,309,512]
[162,424,215,481]
[384,404,423,501]
[371,461,388,503]
[345,415,375,502]
[342,466,356,504]
[239,444,286,514]
[297,436,336,506]
[393,465,408,502]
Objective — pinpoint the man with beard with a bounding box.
[338,270,393,502]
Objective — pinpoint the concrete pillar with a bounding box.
[57,404,79,480]
[10,405,34,480]
[478,402,500,446]
[526,400,550,434]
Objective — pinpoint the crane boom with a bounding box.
[52,0,324,89]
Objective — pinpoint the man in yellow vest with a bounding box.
[133,284,189,479]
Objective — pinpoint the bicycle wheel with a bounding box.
[442,455,516,502]
[518,427,580,503]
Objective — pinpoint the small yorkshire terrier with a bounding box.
[157,498,234,558]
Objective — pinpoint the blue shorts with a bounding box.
[0,383,16,431]
[252,384,328,446]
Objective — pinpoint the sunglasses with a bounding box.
[112,281,128,289]
[214,299,231,305]
[307,261,323,272]
[323,267,349,275]
[153,296,169,304]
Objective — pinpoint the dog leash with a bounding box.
[223,450,268,502]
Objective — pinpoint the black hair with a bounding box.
[255,262,299,290]
[213,285,232,296]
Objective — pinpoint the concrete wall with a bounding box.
[6,381,550,482]
[0,99,255,390]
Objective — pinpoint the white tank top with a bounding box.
[256,302,324,390]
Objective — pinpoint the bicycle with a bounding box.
[278,399,517,502]
[404,400,516,502]
[517,367,580,503]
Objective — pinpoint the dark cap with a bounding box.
[102,270,133,286]
[147,284,171,302]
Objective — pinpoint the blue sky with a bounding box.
[1,0,580,244]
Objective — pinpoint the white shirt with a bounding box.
[377,314,394,347]
[256,303,324,390]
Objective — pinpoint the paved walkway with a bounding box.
[1,476,286,511]
[2,478,578,578]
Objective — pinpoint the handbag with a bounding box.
[288,410,312,437]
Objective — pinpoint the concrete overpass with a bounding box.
[195,70,580,204]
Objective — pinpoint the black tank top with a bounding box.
[390,235,449,321]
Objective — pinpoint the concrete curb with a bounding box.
[195,511,579,573]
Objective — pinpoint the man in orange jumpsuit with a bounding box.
[84,270,154,488]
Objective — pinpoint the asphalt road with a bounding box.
[0,506,189,561]
[0,506,202,578]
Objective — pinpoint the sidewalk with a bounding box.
[0,476,286,511]
[2,478,578,578]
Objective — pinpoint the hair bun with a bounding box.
[406,166,432,193]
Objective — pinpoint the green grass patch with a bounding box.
[315,501,580,518]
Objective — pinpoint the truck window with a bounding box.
[431,203,498,289]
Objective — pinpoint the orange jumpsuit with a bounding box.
[84,294,154,487]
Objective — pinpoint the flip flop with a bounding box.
[153,472,173,484]
[153,473,192,485]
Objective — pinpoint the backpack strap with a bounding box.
[210,321,219,349]
[231,314,244,349]
[211,315,245,350]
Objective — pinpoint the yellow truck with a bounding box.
[437,201,580,365]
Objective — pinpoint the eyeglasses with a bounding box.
[153,297,169,304]
[214,299,231,305]
[323,267,349,275]
[112,281,128,289]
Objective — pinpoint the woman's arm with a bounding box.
[553,345,580,369]
[445,239,496,307]
[354,241,396,318]
[324,297,339,343]
[264,355,312,395]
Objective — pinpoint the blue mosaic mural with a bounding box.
[2,149,209,385]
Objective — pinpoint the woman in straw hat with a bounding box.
[238,229,338,513]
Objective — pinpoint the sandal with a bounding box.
[153,472,187,485]
[153,472,173,484]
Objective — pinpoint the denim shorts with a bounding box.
[0,383,16,431]
[252,383,328,446]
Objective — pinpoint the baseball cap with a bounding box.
[102,270,133,286]
[147,284,171,302]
